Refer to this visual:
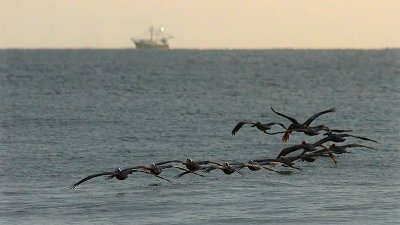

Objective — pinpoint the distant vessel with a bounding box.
[132,26,172,50]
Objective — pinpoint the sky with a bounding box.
[1,0,400,49]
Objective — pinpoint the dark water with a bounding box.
[0,49,399,224]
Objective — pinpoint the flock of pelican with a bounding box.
[70,107,377,189]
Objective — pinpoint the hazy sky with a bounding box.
[1,0,400,49]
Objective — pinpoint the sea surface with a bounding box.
[0,49,399,225]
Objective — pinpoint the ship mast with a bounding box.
[150,26,154,41]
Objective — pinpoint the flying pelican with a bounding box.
[173,158,214,179]
[70,167,139,189]
[231,121,287,136]
[271,107,336,142]
[202,162,243,175]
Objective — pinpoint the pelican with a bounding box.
[231,121,286,136]
[271,107,336,142]
[181,158,216,171]
[173,158,213,179]
[70,167,138,189]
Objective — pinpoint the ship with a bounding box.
[132,26,172,50]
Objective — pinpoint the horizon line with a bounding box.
[1,47,399,51]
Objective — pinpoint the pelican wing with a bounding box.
[159,164,176,169]
[312,136,332,147]
[173,165,205,179]
[276,144,304,158]
[231,162,248,170]
[196,160,217,165]
[342,144,374,149]
[304,107,336,126]
[173,165,191,172]
[264,130,287,135]
[70,171,114,189]
[233,168,243,175]
[155,160,183,166]
[265,122,288,130]
[205,160,225,166]
[327,128,353,133]
[135,169,172,183]
[271,107,299,124]
[260,158,301,171]
[252,158,276,164]
[276,158,303,171]
[150,174,172,183]
[174,171,191,179]
[256,160,276,167]
[122,165,147,171]
[262,166,287,174]
[231,121,254,135]
[346,134,378,143]
[202,165,219,173]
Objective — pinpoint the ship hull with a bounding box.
[134,41,169,50]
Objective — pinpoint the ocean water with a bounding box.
[0,49,399,224]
